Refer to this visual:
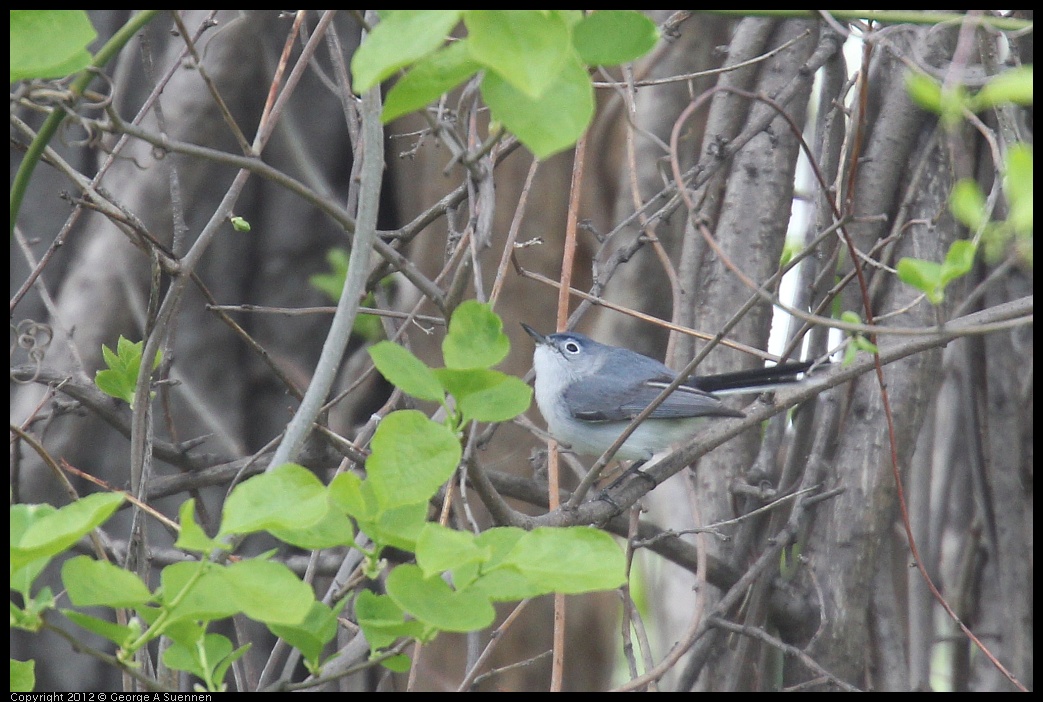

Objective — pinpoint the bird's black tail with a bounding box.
[688,360,819,394]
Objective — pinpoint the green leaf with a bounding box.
[480,51,594,159]
[175,499,222,555]
[415,523,489,579]
[366,411,461,509]
[11,586,55,632]
[210,643,251,692]
[475,526,527,560]
[12,493,124,572]
[268,599,346,668]
[162,631,230,679]
[442,300,511,369]
[10,504,55,595]
[379,654,414,673]
[222,559,315,625]
[464,10,571,98]
[358,502,430,554]
[905,70,968,126]
[950,178,987,230]
[328,472,376,520]
[62,556,153,608]
[352,10,462,93]
[1004,144,1033,236]
[940,240,976,286]
[897,240,975,307]
[852,335,879,355]
[779,236,803,269]
[160,561,240,623]
[896,257,944,304]
[270,507,356,550]
[94,368,135,406]
[905,70,943,113]
[147,612,201,648]
[10,10,96,82]
[64,610,140,648]
[94,336,161,408]
[465,527,543,600]
[502,527,626,594]
[10,502,49,547]
[159,625,206,680]
[971,65,1033,110]
[355,590,429,651]
[434,368,532,423]
[839,310,862,326]
[386,564,496,633]
[10,658,36,693]
[100,341,120,373]
[572,10,658,67]
[309,248,349,301]
[10,554,50,599]
[219,463,329,536]
[468,562,543,601]
[382,41,480,123]
[369,341,446,403]
[330,472,427,552]
[311,249,390,342]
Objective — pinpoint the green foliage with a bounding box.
[61,556,153,607]
[366,410,463,509]
[62,610,140,649]
[349,302,624,658]
[905,65,1033,128]
[218,462,330,536]
[368,341,445,402]
[309,247,388,341]
[972,65,1034,111]
[94,335,162,408]
[354,590,430,650]
[353,10,659,158]
[368,299,532,433]
[572,10,660,66]
[10,10,97,83]
[946,146,1034,260]
[442,299,511,368]
[10,493,124,575]
[839,311,878,365]
[351,10,464,93]
[896,240,976,305]
[779,235,803,269]
[162,632,248,692]
[10,493,123,638]
[10,659,35,693]
[387,564,497,632]
[11,302,626,689]
[465,11,573,99]
[899,66,1033,308]
[11,11,162,237]
[268,599,347,674]
[433,368,533,423]
[896,143,1033,304]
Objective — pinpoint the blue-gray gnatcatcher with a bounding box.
[522,323,815,463]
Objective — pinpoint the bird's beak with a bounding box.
[521,323,548,345]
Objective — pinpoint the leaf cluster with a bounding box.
[352,10,659,157]
[13,302,625,690]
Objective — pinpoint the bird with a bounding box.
[522,323,816,465]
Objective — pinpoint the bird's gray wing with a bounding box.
[565,373,742,421]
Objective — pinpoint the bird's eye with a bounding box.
[564,341,581,354]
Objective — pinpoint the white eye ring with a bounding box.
[564,341,581,354]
